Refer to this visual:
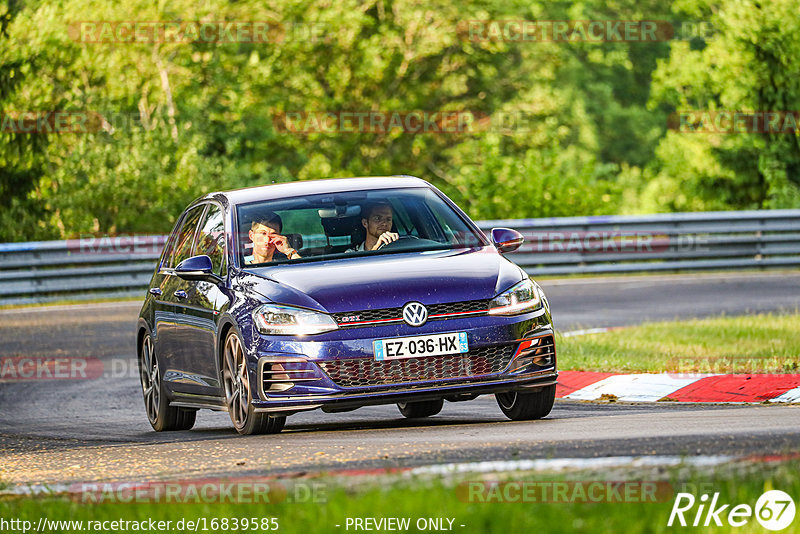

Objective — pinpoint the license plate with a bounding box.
[373,332,468,361]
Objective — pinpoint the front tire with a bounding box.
[139,332,196,431]
[496,384,556,421]
[397,398,444,418]
[222,330,286,435]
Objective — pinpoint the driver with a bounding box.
[348,201,399,251]
[245,212,301,263]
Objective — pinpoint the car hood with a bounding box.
[236,247,525,313]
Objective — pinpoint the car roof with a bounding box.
[203,176,430,206]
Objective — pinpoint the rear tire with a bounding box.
[222,329,286,435]
[397,398,444,418]
[496,384,556,421]
[139,332,196,431]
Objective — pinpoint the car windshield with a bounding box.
[236,187,487,267]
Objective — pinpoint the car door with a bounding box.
[151,218,182,367]
[171,202,227,395]
[159,204,205,392]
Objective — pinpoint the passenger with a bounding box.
[348,201,399,251]
[245,212,301,264]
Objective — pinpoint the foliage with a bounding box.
[1,0,798,240]
[644,0,800,211]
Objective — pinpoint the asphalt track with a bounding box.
[1,271,799,486]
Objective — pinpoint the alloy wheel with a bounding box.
[223,333,250,429]
[140,335,160,423]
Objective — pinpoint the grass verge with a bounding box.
[1,459,798,533]
[557,312,800,373]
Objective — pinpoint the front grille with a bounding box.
[332,299,490,327]
[334,307,402,324]
[318,344,515,388]
[430,300,490,315]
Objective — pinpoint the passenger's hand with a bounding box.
[270,234,300,259]
[270,234,289,253]
[372,232,399,250]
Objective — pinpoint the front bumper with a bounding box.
[247,308,556,414]
[252,371,558,413]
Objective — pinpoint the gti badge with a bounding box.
[402,302,428,327]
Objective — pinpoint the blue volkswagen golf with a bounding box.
[137,177,557,434]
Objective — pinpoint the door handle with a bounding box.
[174,290,188,299]
[149,288,162,296]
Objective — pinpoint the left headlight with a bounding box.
[488,278,543,316]
[252,304,339,336]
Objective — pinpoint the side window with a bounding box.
[159,218,183,270]
[169,205,205,268]
[194,204,225,275]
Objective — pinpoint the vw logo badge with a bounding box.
[402,302,428,327]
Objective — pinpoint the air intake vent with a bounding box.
[509,335,555,373]
[260,357,317,394]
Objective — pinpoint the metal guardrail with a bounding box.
[477,209,800,276]
[0,236,166,306]
[1,210,799,305]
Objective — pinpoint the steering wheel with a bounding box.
[379,235,422,250]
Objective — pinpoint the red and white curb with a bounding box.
[556,371,800,403]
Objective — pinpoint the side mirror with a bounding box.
[175,255,222,283]
[491,228,524,253]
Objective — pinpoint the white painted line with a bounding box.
[769,386,800,403]
[564,373,713,402]
[409,455,736,476]
[2,483,71,495]
[560,327,614,338]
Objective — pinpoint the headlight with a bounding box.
[252,304,339,336]
[488,278,543,316]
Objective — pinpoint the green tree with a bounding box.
[646,0,800,211]
[0,0,57,240]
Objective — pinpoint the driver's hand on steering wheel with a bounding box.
[372,232,399,250]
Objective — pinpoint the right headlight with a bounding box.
[488,278,543,316]
[252,303,339,336]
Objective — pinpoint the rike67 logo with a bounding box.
[668,490,795,530]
